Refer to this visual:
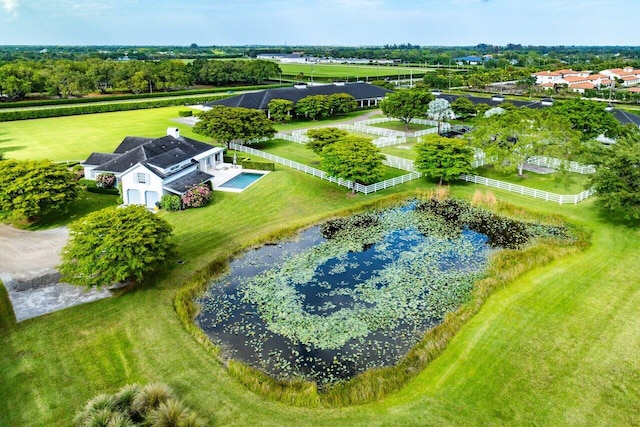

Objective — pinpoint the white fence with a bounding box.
[337,123,406,138]
[274,132,309,144]
[383,154,416,172]
[460,174,596,204]
[526,156,596,175]
[414,127,442,137]
[230,143,421,195]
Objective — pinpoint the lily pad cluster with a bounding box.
[196,200,570,385]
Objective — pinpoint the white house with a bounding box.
[83,128,225,208]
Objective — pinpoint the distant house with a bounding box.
[204,81,392,112]
[83,128,224,208]
[255,53,316,64]
[453,56,486,66]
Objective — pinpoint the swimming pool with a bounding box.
[219,172,266,190]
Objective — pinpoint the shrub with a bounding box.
[159,194,182,211]
[71,164,85,181]
[181,184,212,208]
[95,173,116,189]
[74,383,205,427]
[240,160,275,171]
[178,110,193,117]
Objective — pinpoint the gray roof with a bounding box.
[144,148,191,170]
[205,82,392,110]
[164,170,214,194]
[114,136,154,154]
[83,152,119,166]
[85,135,214,175]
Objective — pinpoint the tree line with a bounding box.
[0,58,281,100]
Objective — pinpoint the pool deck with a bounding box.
[207,163,267,193]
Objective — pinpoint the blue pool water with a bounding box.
[219,172,265,189]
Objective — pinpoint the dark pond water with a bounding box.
[196,205,493,385]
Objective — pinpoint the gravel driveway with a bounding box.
[0,225,111,322]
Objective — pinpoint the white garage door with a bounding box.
[145,191,159,208]
[127,189,141,205]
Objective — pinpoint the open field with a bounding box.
[1,108,640,426]
[0,108,377,162]
[278,63,431,81]
[0,107,204,162]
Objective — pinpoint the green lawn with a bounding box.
[371,121,434,132]
[1,108,640,426]
[0,106,204,162]
[474,165,591,194]
[381,142,419,160]
[250,138,407,181]
[278,63,431,81]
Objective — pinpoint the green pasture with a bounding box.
[380,141,419,160]
[278,63,430,81]
[371,121,434,132]
[249,138,407,180]
[474,165,591,194]
[1,108,640,426]
[0,107,203,162]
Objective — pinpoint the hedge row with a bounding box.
[223,155,275,171]
[0,95,230,122]
[241,160,275,171]
[80,179,120,195]
[0,83,289,109]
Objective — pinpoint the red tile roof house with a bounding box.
[82,128,225,208]
[620,75,640,87]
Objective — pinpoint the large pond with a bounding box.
[195,201,509,385]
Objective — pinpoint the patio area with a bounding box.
[208,163,243,188]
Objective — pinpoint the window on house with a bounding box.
[136,173,147,184]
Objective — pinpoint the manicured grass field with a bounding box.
[0,106,204,162]
[278,63,431,81]
[371,121,434,132]
[1,108,640,426]
[475,165,591,194]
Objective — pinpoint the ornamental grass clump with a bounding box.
[74,383,205,427]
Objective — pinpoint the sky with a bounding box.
[1,0,639,46]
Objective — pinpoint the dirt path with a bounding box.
[0,224,111,322]
[0,224,68,274]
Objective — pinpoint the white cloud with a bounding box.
[2,0,18,15]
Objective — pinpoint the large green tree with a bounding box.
[415,134,475,185]
[380,88,434,129]
[194,106,275,148]
[305,127,349,154]
[60,205,175,288]
[295,95,331,120]
[320,136,385,192]
[549,99,621,140]
[267,98,294,123]
[589,130,640,219]
[328,93,357,115]
[451,97,477,118]
[0,159,78,221]
[466,108,579,176]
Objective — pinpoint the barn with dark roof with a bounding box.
[204,81,392,111]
